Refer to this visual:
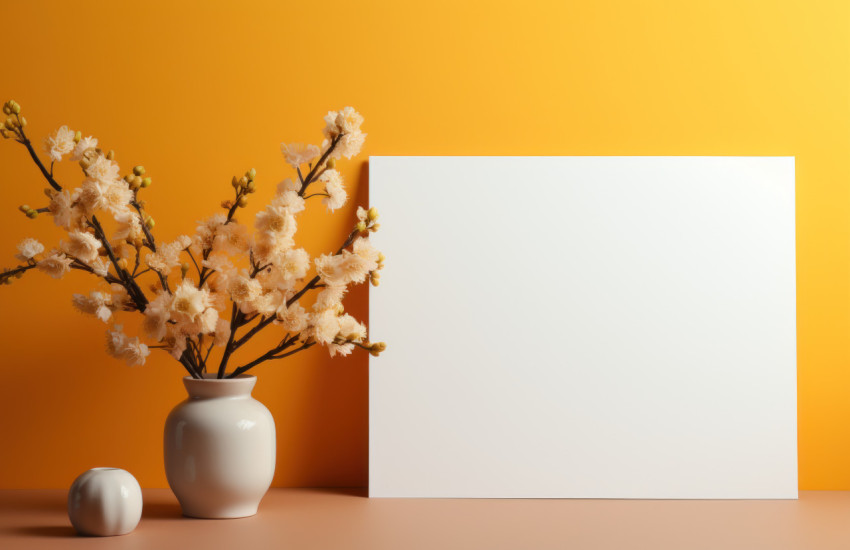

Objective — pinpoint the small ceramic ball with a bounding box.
[68,468,143,536]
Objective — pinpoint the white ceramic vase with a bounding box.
[164,374,276,518]
[67,468,142,536]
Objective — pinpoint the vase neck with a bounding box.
[183,375,256,399]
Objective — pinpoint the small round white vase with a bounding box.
[67,468,142,536]
[164,374,276,519]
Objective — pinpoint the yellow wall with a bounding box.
[0,0,848,489]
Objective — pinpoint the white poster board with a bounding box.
[369,157,796,499]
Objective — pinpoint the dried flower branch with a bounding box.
[1,101,385,379]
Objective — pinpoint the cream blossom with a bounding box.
[280,142,320,167]
[170,280,212,323]
[84,154,121,185]
[143,291,172,340]
[320,170,346,211]
[36,250,73,279]
[72,291,113,322]
[113,211,143,241]
[194,213,227,251]
[275,302,308,332]
[213,318,231,347]
[271,187,305,214]
[71,136,98,161]
[43,125,75,162]
[47,189,85,230]
[15,238,44,262]
[61,231,102,264]
[213,222,251,255]
[277,178,299,193]
[145,236,190,273]
[105,325,149,366]
[228,275,262,307]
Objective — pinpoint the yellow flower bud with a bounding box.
[237,196,248,207]
[125,174,134,183]
[369,348,381,357]
[247,168,256,180]
[377,252,386,263]
[355,221,367,232]
[246,181,255,193]
[106,149,115,160]
[4,118,15,130]
[74,131,82,143]
[239,176,248,187]
[231,176,239,188]
[26,209,38,219]
[326,158,336,169]
[19,116,26,127]
[370,273,380,287]
[145,216,155,229]
[133,165,145,176]
[10,101,21,115]
[369,223,381,232]
[2,104,9,115]
[18,204,30,213]
[132,175,143,188]
[181,263,190,278]
[140,177,152,188]
[117,258,129,270]
[0,129,8,139]
[367,207,379,221]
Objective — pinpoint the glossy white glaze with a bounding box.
[164,374,276,518]
[67,468,142,536]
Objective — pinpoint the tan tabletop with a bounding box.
[1,489,849,549]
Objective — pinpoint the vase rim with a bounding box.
[182,374,256,382]
[182,374,257,398]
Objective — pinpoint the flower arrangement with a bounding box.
[0,101,386,379]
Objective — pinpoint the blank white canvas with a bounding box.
[369,156,797,499]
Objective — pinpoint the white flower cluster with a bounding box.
[3,104,385,375]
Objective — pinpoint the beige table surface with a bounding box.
[2,489,850,549]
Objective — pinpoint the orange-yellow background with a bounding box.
[0,0,848,489]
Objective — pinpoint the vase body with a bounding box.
[67,468,142,536]
[164,374,275,518]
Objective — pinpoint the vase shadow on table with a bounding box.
[8,525,77,538]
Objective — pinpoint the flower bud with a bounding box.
[377,252,386,263]
[231,176,239,188]
[355,221,367,232]
[0,129,8,139]
[367,207,379,221]
[106,149,115,160]
[237,196,248,207]
[247,168,256,180]
[10,101,21,115]
[246,181,255,193]
[2,104,9,115]
[326,158,336,169]
[117,258,129,270]
[129,178,141,191]
[4,118,15,130]
[19,116,26,127]
[74,131,82,143]
[370,272,380,286]
[369,223,381,232]
[140,177,152,188]
[239,176,248,187]
[145,216,155,229]
[26,209,38,219]
[181,263,190,278]
[18,204,30,213]
[133,165,145,176]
